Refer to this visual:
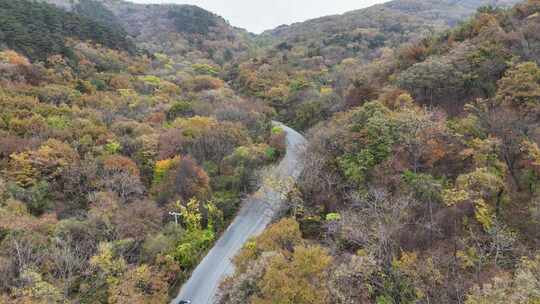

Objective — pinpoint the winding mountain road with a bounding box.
[171,122,306,304]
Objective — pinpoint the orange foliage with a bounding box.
[152,156,210,203]
[0,50,30,66]
[102,155,141,177]
[189,75,224,92]
[109,74,132,90]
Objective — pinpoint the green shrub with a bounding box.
[8,181,51,216]
[104,140,122,154]
[192,63,219,76]
[325,213,341,221]
[402,171,445,203]
[172,229,215,269]
[167,101,194,121]
[271,126,284,135]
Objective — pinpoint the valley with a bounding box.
[173,122,306,304]
[0,0,539,303]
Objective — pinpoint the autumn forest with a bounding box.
[0,0,539,303]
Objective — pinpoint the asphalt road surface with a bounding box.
[171,122,306,304]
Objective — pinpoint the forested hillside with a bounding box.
[219,1,540,303]
[229,0,520,130]
[0,1,285,302]
[1,0,540,303]
[44,0,253,68]
[0,0,135,62]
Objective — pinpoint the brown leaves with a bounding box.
[152,156,210,204]
[188,75,225,92]
[0,199,57,232]
[113,200,163,241]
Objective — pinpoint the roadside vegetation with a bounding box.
[1,0,540,303]
[0,2,284,302]
[219,1,540,303]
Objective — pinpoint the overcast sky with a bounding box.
[130,0,388,33]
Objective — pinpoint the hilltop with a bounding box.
[229,0,521,130]
[0,0,135,62]
[43,0,253,66]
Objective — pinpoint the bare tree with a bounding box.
[102,170,144,203]
[48,236,86,297]
[0,233,47,290]
[339,189,417,265]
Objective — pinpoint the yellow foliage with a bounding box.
[474,199,494,230]
[9,152,38,187]
[10,139,77,186]
[393,251,418,269]
[90,243,127,286]
[456,167,505,202]
[521,140,540,167]
[178,198,203,231]
[341,58,359,66]
[108,264,169,304]
[320,86,334,95]
[153,157,180,185]
[11,270,65,304]
[468,137,505,170]
[442,188,470,206]
[457,247,480,270]
[0,50,30,65]
[253,245,333,304]
[171,116,218,137]
[395,93,415,108]
[394,251,443,299]
[234,218,303,272]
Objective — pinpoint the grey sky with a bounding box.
[130,0,388,33]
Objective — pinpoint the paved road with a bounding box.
[171,122,306,304]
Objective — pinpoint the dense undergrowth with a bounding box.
[1,0,540,303]
[0,2,285,301]
[219,1,540,303]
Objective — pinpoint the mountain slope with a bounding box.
[44,0,253,66]
[228,0,521,131]
[264,0,519,42]
[0,1,281,303]
[0,0,135,62]
[220,1,540,303]
[1,1,539,303]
